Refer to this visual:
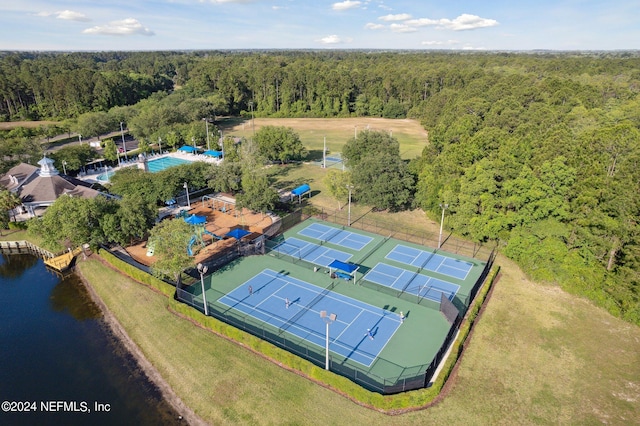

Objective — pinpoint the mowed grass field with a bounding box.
[78,252,640,425]
[219,117,429,160]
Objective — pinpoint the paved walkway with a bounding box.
[108,245,152,274]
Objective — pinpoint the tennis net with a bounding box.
[397,249,438,297]
[322,226,344,244]
[279,280,336,334]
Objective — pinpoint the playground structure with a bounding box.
[125,193,276,267]
[202,194,238,216]
[185,214,224,256]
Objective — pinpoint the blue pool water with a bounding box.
[147,157,193,172]
[96,157,193,182]
[96,171,115,182]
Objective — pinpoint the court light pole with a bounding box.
[219,130,224,158]
[184,182,191,209]
[347,185,354,227]
[248,101,255,139]
[197,263,209,316]
[203,118,210,151]
[320,311,337,371]
[323,136,326,168]
[438,203,449,249]
[120,122,128,160]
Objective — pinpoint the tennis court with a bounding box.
[317,155,345,170]
[385,244,473,280]
[178,217,490,394]
[298,222,374,251]
[218,269,402,367]
[273,237,352,267]
[363,263,460,302]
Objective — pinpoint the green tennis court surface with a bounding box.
[179,217,489,393]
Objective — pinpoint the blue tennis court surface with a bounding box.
[218,269,402,367]
[363,263,460,302]
[273,237,352,266]
[298,222,373,251]
[385,244,473,280]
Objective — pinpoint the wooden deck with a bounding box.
[44,247,82,272]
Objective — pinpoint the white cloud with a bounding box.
[379,13,411,22]
[207,0,256,3]
[318,34,343,44]
[435,14,498,31]
[421,40,460,46]
[365,22,385,30]
[332,1,361,11]
[37,10,90,22]
[405,18,439,27]
[390,23,417,33]
[83,18,154,36]
[57,10,90,22]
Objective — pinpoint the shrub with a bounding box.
[98,248,175,297]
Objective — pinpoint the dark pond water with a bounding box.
[0,253,184,425]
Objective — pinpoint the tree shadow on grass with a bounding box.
[266,163,302,179]
[306,149,325,161]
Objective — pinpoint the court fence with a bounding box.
[314,207,495,261]
[173,206,497,394]
[176,285,436,394]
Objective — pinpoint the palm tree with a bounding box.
[0,188,22,224]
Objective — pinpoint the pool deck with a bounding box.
[78,151,222,184]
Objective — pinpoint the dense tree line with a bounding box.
[4,50,638,124]
[408,58,640,324]
[0,51,176,120]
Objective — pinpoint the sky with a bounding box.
[1,1,638,51]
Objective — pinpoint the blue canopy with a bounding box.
[184,214,206,225]
[291,184,310,196]
[178,145,198,153]
[328,260,358,273]
[226,228,251,240]
[328,260,359,283]
[203,150,223,158]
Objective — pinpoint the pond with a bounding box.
[0,253,184,425]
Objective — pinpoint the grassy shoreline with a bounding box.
[75,251,640,425]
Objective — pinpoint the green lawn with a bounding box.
[78,253,640,425]
[218,117,429,160]
[0,228,64,253]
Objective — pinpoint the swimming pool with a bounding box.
[96,171,115,182]
[147,156,193,173]
[95,156,193,182]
